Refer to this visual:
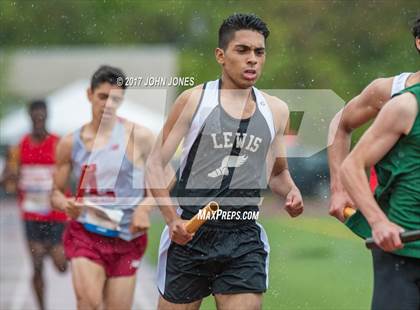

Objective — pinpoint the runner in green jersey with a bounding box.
[328,16,420,222]
[341,84,420,310]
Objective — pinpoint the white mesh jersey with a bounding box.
[72,119,145,240]
[391,72,412,97]
[175,79,277,218]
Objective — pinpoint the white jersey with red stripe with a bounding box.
[71,119,145,241]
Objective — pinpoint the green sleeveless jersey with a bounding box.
[346,83,420,258]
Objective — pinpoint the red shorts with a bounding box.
[63,221,147,277]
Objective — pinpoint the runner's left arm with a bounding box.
[51,134,82,219]
[130,124,156,233]
[266,95,304,217]
[341,93,417,252]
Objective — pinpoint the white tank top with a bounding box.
[72,119,145,240]
[391,72,412,97]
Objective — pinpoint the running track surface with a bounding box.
[0,198,158,310]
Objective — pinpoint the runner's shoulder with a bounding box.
[380,92,418,134]
[259,91,289,131]
[259,90,289,114]
[122,118,155,145]
[388,92,418,115]
[48,133,61,144]
[56,132,74,161]
[168,84,205,122]
[176,84,205,107]
[363,76,394,102]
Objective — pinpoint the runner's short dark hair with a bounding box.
[412,16,420,38]
[28,99,47,113]
[412,16,420,53]
[91,65,127,90]
[218,13,269,50]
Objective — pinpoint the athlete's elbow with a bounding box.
[145,154,161,174]
[329,110,352,142]
[340,157,358,188]
[145,155,163,186]
[329,110,342,132]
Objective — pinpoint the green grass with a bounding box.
[145,215,372,310]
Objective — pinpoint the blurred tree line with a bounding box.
[0,0,418,131]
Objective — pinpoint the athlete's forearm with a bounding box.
[269,168,297,198]
[146,157,179,225]
[50,188,68,212]
[154,193,178,224]
[328,111,352,193]
[136,195,155,213]
[340,158,387,225]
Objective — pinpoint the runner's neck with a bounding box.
[89,117,117,135]
[30,130,48,143]
[408,71,420,86]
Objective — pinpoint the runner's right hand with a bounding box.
[328,190,354,222]
[63,198,83,219]
[168,218,194,245]
[371,220,404,252]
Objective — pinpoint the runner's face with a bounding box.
[88,82,124,122]
[30,108,47,133]
[216,30,266,88]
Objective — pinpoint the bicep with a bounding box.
[340,97,378,131]
[265,96,290,177]
[348,95,415,168]
[340,79,390,131]
[268,126,289,178]
[53,137,72,191]
[158,105,190,164]
[152,88,200,165]
[270,156,288,178]
[137,128,156,163]
[350,124,400,169]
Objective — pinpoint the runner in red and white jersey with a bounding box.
[17,100,67,310]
